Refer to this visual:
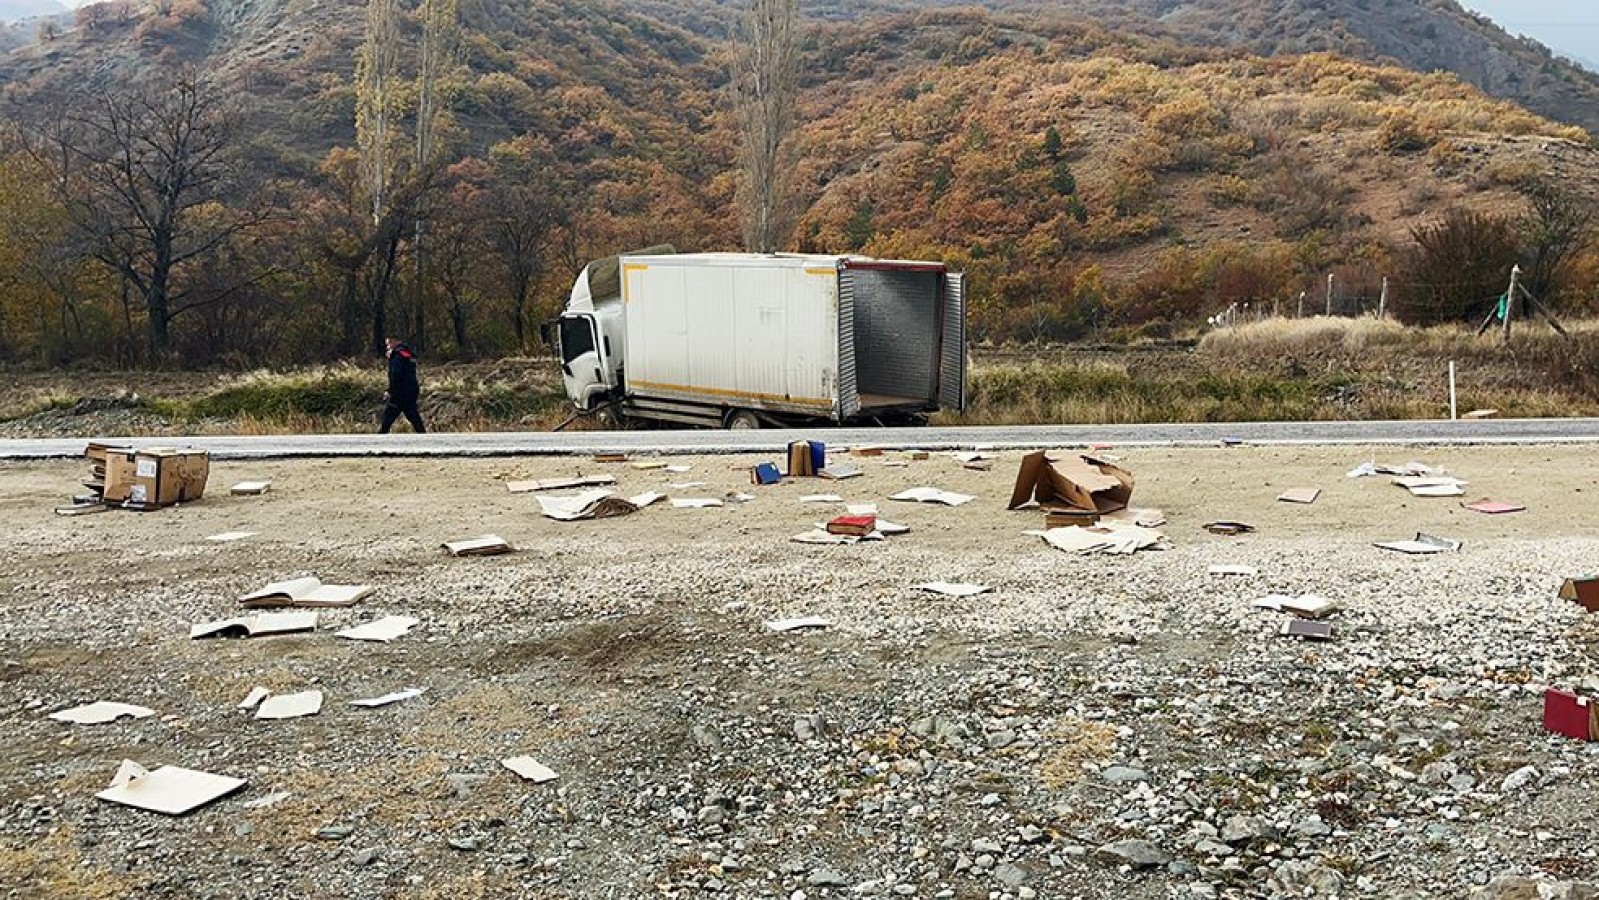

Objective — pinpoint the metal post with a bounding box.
[1503,265,1520,343]
[1325,273,1334,317]
[1378,277,1388,320]
[1448,361,1457,421]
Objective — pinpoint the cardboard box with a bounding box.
[103,448,209,507]
[1543,688,1597,741]
[1558,577,1599,613]
[1008,451,1134,514]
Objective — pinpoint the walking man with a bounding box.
[380,337,427,434]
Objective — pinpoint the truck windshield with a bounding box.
[559,316,596,364]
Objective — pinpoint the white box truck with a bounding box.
[555,251,967,429]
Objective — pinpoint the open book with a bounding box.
[239,577,374,609]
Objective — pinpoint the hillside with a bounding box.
[0,0,1596,363]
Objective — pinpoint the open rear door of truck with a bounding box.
[939,272,967,412]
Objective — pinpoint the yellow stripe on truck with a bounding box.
[629,379,832,407]
[803,267,836,276]
[622,263,648,304]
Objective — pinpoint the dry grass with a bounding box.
[1037,717,1118,789]
[0,829,145,899]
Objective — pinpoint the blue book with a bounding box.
[752,462,782,485]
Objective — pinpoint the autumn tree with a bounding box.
[31,70,260,359]
[736,0,801,253]
[409,0,460,353]
[1393,208,1520,324]
[1516,177,1593,308]
[479,138,571,351]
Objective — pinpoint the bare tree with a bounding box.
[410,0,460,354]
[736,0,801,253]
[35,70,260,358]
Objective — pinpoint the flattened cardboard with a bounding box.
[1008,451,1133,514]
[818,466,863,480]
[670,498,724,509]
[230,481,271,496]
[191,612,318,640]
[502,756,559,784]
[442,535,514,557]
[1254,594,1336,619]
[336,615,419,643]
[1277,488,1320,505]
[95,761,246,816]
[1559,577,1599,613]
[240,577,374,609]
[254,690,324,720]
[507,475,615,493]
[1543,689,1597,741]
[238,686,270,710]
[48,701,155,725]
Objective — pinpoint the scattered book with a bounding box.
[537,489,639,521]
[95,760,246,816]
[1277,488,1320,504]
[1279,619,1333,641]
[1559,577,1599,613]
[336,615,419,643]
[442,535,514,557]
[915,582,991,598]
[1462,498,1525,515]
[230,481,271,496]
[507,475,615,493]
[826,515,877,536]
[191,612,318,640]
[1254,594,1336,619]
[1374,533,1462,555]
[818,466,863,480]
[1543,688,1597,742]
[502,755,559,784]
[751,462,782,485]
[1204,521,1255,536]
[240,576,374,609]
[890,487,975,507]
[255,690,324,721]
[1045,508,1099,528]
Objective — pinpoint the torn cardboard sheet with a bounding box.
[191,612,318,640]
[1375,533,1463,554]
[1254,594,1336,618]
[1208,564,1259,577]
[1009,451,1134,514]
[502,756,559,784]
[507,475,616,493]
[536,489,639,521]
[206,531,257,543]
[238,687,269,710]
[1277,488,1320,504]
[48,701,156,725]
[442,535,514,557]
[766,616,831,633]
[889,487,975,507]
[1033,523,1168,555]
[630,492,666,508]
[336,615,419,643]
[254,690,324,720]
[915,582,991,598]
[350,687,426,708]
[670,498,724,509]
[1462,498,1525,515]
[240,577,374,609]
[230,481,271,496]
[95,761,246,816]
[1103,507,1166,528]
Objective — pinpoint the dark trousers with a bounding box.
[380,398,426,434]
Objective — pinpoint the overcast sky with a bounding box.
[1460,0,1599,68]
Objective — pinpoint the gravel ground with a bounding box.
[3,444,1599,899]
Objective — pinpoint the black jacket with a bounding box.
[387,344,420,402]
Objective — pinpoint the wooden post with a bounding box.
[1378,277,1388,320]
[1325,273,1334,317]
[1297,291,1306,318]
[1448,361,1457,421]
[1502,265,1520,343]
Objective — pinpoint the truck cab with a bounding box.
[557,249,646,411]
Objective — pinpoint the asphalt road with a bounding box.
[5,418,1599,460]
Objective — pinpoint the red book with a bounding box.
[826,515,876,536]
[1543,689,1596,742]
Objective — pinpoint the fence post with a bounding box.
[1502,265,1520,343]
[1378,277,1388,320]
[1325,273,1335,316]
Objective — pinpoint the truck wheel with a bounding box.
[725,409,761,430]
